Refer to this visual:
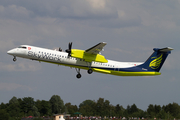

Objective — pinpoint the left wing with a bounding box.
[85,42,107,54]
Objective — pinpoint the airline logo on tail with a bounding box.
[149,54,163,69]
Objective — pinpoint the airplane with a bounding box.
[7,42,173,78]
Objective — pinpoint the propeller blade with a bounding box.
[69,42,72,50]
[65,42,72,57]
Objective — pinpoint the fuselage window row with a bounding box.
[36,51,115,68]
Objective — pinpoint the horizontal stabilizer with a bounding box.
[154,47,173,53]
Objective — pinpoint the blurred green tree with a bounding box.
[49,95,64,114]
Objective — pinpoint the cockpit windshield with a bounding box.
[18,46,27,49]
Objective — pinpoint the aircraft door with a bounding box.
[114,64,120,71]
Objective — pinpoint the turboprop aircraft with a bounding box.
[7,42,173,78]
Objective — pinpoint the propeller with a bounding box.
[65,42,72,57]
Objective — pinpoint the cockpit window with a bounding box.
[18,46,27,49]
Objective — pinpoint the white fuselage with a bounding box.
[7,45,142,70]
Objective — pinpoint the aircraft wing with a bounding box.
[71,42,108,63]
[85,42,107,54]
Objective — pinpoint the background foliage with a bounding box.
[0,95,180,120]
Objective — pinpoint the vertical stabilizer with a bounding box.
[139,47,173,72]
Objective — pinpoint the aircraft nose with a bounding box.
[7,49,15,55]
